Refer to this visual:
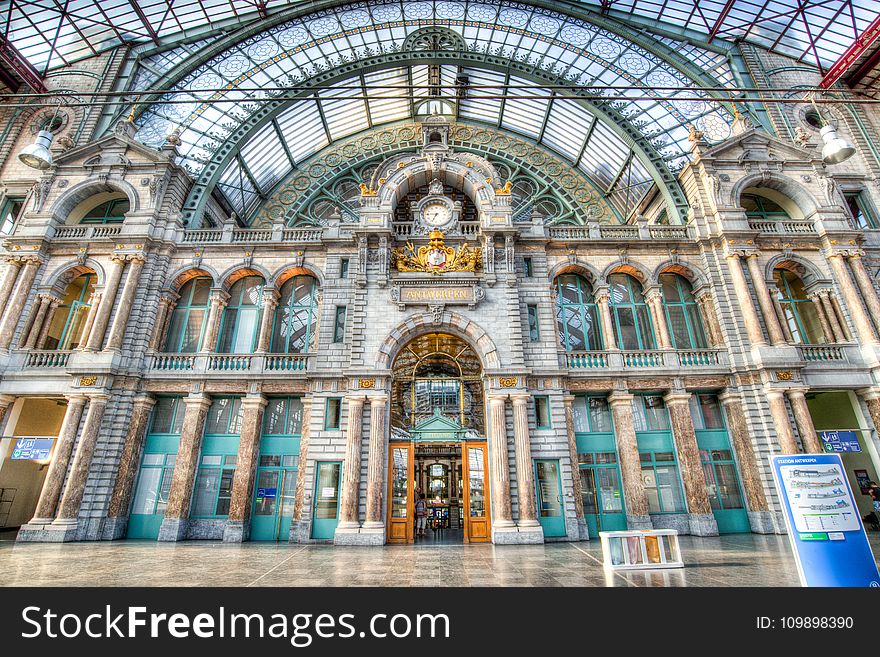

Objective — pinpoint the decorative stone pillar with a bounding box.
[27,396,88,523]
[0,256,41,350]
[21,294,52,349]
[487,394,514,532]
[158,393,212,541]
[827,252,877,344]
[694,290,725,347]
[608,392,651,529]
[818,290,848,342]
[645,288,672,349]
[54,395,109,534]
[200,288,229,353]
[105,395,156,538]
[78,291,102,349]
[510,394,539,527]
[337,395,365,531]
[858,389,880,450]
[771,292,794,343]
[808,292,834,344]
[255,287,280,352]
[224,394,268,542]
[786,389,822,454]
[291,397,313,533]
[84,256,125,351]
[106,255,146,350]
[725,252,766,347]
[594,287,618,350]
[0,258,23,311]
[847,253,880,335]
[148,292,178,351]
[718,391,774,533]
[563,395,588,539]
[766,389,799,454]
[745,254,786,346]
[664,392,718,536]
[363,394,388,535]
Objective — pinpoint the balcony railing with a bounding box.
[53,225,122,241]
[180,227,324,245]
[547,223,692,242]
[798,344,847,362]
[747,219,817,235]
[24,350,72,368]
[566,349,727,370]
[148,352,311,374]
[393,222,480,239]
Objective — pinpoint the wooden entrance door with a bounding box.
[386,443,414,543]
[462,441,491,542]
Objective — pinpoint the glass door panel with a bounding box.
[311,462,341,539]
[535,459,566,537]
[386,444,413,543]
[462,442,490,542]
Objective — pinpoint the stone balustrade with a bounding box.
[52,225,123,241]
[746,219,817,234]
[147,352,311,375]
[566,349,728,370]
[24,350,72,368]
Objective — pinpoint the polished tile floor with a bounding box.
[4,533,877,587]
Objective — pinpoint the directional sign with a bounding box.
[10,437,54,461]
[818,430,861,453]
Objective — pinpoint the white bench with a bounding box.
[599,529,684,570]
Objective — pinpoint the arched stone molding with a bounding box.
[764,252,827,287]
[218,263,272,290]
[652,259,710,289]
[48,178,140,223]
[547,260,602,288]
[728,171,821,219]
[164,265,220,291]
[376,311,501,371]
[42,259,106,294]
[269,263,325,289]
[601,260,653,286]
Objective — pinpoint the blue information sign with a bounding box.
[770,453,880,587]
[11,437,54,461]
[256,487,277,499]
[818,430,862,453]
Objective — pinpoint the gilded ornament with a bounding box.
[391,229,481,275]
[359,378,376,389]
[499,377,517,388]
[494,180,513,195]
[79,376,98,387]
[776,371,794,381]
[359,183,378,196]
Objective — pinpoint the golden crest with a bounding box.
[392,229,481,275]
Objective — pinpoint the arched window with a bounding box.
[217,276,264,353]
[659,273,707,349]
[608,273,655,350]
[555,274,602,351]
[81,197,129,224]
[45,273,95,350]
[741,192,790,221]
[773,268,824,344]
[271,275,318,354]
[164,277,211,353]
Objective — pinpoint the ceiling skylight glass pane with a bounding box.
[276,100,330,163]
[541,99,596,163]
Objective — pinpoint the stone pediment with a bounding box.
[410,409,467,442]
[51,126,173,170]
[695,127,818,165]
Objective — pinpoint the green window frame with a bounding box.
[773,268,824,344]
[0,197,24,236]
[130,396,184,518]
[534,395,551,429]
[340,258,349,279]
[844,192,878,230]
[633,394,687,514]
[690,393,746,512]
[271,275,318,354]
[333,306,347,343]
[49,273,96,350]
[216,275,264,353]
[164,277,211,353]
[527,304,540,342]
[741,193,790,221]
[659,273,708,349]
[555,274,602,351]
[191,397,243,518]
[523,257,533,277]
[325,397,341,430]
[608,273,656,350]
[80,198,129,224]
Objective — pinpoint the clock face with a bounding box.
[423,201,452,227]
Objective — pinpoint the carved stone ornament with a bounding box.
[359,378,376,389]
[392,229,481,274]
[499,377,518,388]
[776,371,794,382]
[429,304,445,325]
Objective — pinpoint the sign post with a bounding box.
[770,453,880,587]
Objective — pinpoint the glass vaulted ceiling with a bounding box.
[133,1,737,222]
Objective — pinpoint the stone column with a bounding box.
[255,287,279,353]
[771,292,794,343]
[148,292,178,351]
[54,395,109,528]
[21,294,52,349]
[595,287,618,350]
[106,395,156,537]
[0,256,41,350]
[223,394,268,542]
[848,253,880,335]
[786,389,822,454]
[645,288,672,349]
[84,256,125,351]
[808,293,834,344]
[563,395,588,539]
[818,290,848,342]
[695,290,725,347]
[487,394,514,529]
[0,258,23,311]
[608,392,651,528]
[725,253,766,346]
[337,395,365,530]
[78,291,102,349]
[718,391,774,533]
[363,394,388,532]
[664,392,718,536]
[766,390,799,454]
[291,397,313,529]
[35,297,62,349]
[106,255,146,350]
[28,395,88,522]
[859,390,880,452]
[745,254,786,346]
[827,252,877,344]
[158,393,212,541]
[510,394,539,527]
[200,288,229,353]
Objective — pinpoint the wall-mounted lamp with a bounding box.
[810,95,856,165]
[18,103,63,170]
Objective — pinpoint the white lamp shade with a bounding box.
[820,124,856,165]
[18,129,54,170]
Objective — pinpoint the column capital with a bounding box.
[209,288,230,304]
[132,394,157,408]
[607,391,634,406]
[183,392,212,410]
[64,393,90,406]
[241,393,269,408]
[261,287,280,306]
[763,388,786,400]
[717,389,741,406]
[0,393,16,407]
[159,289,181,305]
[487,394,508,405]
[783,387,810,398]
[85,393,110,405]
[367,393,388,405]
[643,285,663,302]
[345,394,367,406]
[563,394,576,404]
[662,391,692,406]
[858,388,880,402]
[509,393,531,405]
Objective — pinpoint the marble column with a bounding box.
[745,254,786,346]
[158,393,212,541]
[766,390,799,454]
[664,392,718,536]
[695,291,725,347]
[725,253,766,347]
[224,394,268,542]
[645,288,672,349]
[105,395,156,537]
[608,392,651,528]
[859,390,880,450]
[786,389,822,454]
[291,397,313,530]
[21,294,52,349]
[363,394,388,531]
[84,256,125,351]
[771,292,794,343]
[488,394,514,529]
[718,391,774,533]
[54,395,109,528]
[563,395,588,539]
[106,255,146,350]
[255,287,279,353]
[848,253,880,335]
[337,395,365,530]
[819,290,848,342]
[0,258,23,311]
[510,394,539,527]
[827,253,877,344]
[595,288,618,350]
[28,396,88,522]
[0,256,41,350]
[148,292,178,351]
[78,291,102,349]
[200,288,229,353]
[35,297,62,349]
[808,293,834,344]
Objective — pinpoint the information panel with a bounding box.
[10,437,54,461]
[770,453,880,587]
[818,430,861,453]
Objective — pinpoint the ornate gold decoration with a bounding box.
[79,376,98,387]
[358,183,378,196]
[359,378,376,389]
[776,371,794,381]
[494,180,513,195]
[392,229,481,275]
[499,377,517,388]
